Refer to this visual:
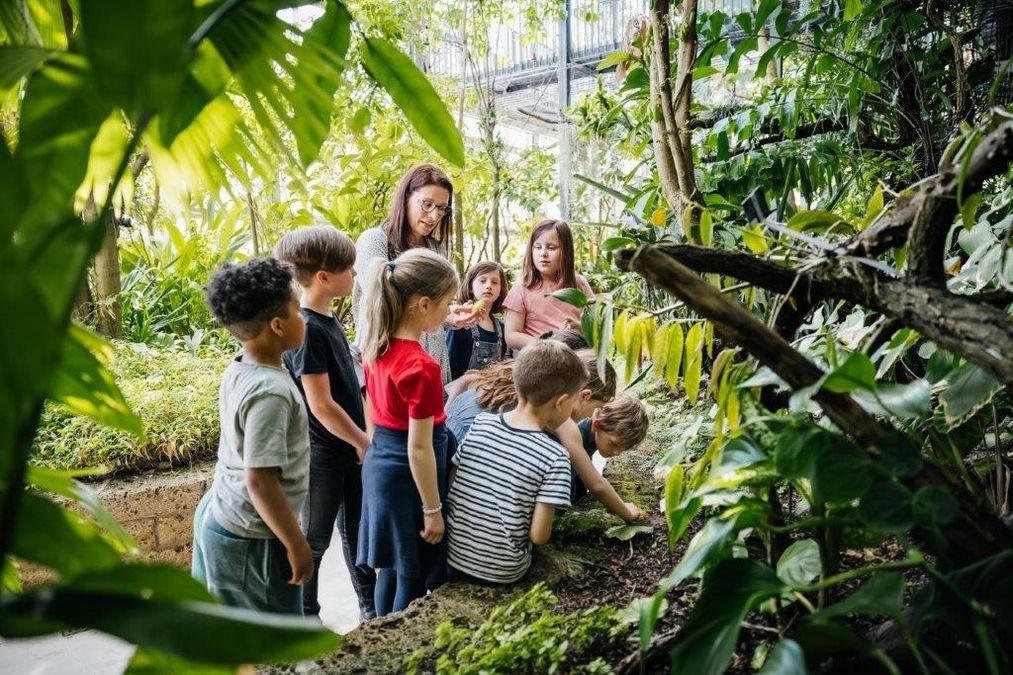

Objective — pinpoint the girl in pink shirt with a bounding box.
[503,219,593,350]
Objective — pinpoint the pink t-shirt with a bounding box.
[502,275,594,337]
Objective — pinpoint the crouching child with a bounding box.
[445,341,587,583]
[192,258,314,614]
[571,393,649,503]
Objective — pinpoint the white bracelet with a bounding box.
[422,502,442,515]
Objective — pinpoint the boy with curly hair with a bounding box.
[192,258,313,614]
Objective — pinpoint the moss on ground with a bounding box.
[31,344,229,474]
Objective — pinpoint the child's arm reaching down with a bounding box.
[555,419,641,522]
[529,502,556,545]
[407,416,445,545]
[246,467,314,585]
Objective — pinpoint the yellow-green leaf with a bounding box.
[742,225,768,253]
[664,464,685,527]
[75,113,133,215]
[707,348,737,400]
[700,208,713,247]
[666,323,684,390]
[684,322,704,404]
[726,390,741,431]
[651,207,666,228]
[704,321,714,358]
[652,324,670,377]
[623,315,642,383]
[613,310,630,354]
[640,315,656,356]
[860,185,884,228]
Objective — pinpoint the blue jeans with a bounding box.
[302,445,375,618]
[192,491,303,615]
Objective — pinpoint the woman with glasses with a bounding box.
[352,163,479,384]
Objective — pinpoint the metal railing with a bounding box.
[425,0,757,85]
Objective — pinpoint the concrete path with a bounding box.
[0,531,360,674]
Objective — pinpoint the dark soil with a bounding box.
[549,500,918,674]
[551,511,712,674]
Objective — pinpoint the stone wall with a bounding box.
[20,463,213,586]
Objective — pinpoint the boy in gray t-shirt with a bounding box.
[192,258,312,615]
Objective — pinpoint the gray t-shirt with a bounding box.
[210,357,310,539]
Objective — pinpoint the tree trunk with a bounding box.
[453,3,468,276]
[246,190,261,256]
[91,150,148,338]
[647,0,683,223]
[670,0,701,207]
[491,168,501,263]
[94,215,122,338]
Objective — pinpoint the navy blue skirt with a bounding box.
[357,423,455,580]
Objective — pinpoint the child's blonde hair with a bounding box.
[596,393,649,450]
[473,349,616,411]
[360,248,458,362]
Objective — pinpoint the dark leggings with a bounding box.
[374,568,426,616]
[301,446,375,618]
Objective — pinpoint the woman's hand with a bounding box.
[446,303,481,329]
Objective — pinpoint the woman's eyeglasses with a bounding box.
[417,197,452,218]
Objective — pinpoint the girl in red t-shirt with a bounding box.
[357,248,459,616]
[503,219,594,351]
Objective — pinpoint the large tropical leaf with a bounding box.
[0,44,57,88]
[0,563,342,664]
[669,559,786,675]
[80,0,192,116]
[360,36,464,167]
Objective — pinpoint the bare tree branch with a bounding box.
[615,244,1013,564]
[649,243,1013,385]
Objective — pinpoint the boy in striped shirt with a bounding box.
[446,341,588,583]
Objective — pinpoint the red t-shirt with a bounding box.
[365,338,447,431]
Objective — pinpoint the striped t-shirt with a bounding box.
[446,412,572,583]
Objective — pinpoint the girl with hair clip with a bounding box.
[446,261,509,382]
[353,163,478,384]
[502,219,594,351]
[357,248,460,615]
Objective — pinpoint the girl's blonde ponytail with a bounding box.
[359,248,459,362]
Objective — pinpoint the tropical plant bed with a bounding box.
[31,343,229,475]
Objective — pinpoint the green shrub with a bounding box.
[409,583,626,674]
[31,343,230,474]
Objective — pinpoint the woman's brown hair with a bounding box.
[521,218,576,290]
[382,163,454,257]
[460,261,508,314]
